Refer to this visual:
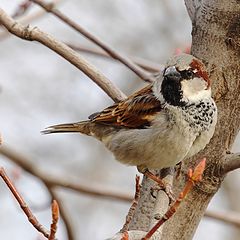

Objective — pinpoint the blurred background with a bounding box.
[0,0,240,239]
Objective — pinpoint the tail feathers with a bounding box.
[41,121,91,135]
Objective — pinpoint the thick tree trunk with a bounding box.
[162,0,240,239]
[126,1,240,239]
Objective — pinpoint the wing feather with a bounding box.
[90,84,162,128]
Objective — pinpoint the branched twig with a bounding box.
[30,0,155,83]
[0,8,126,102]
[0,0,62,41]
[49,200,59,240]
[222,153,240,174]
[0,167,51,239]
[67,43,164,73]
[142,158,206,240]
[120,175,141,233]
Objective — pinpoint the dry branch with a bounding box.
[48,188,74,240]
[222,153,240,174]
[0,0,62,41]
[205,209,240,228]
[30,0,155,83]
[67,43,164,73]
[49,200,59,240]
[0,8,126,102]
[0,146,75,240]
[120,175,141,233]
[147,169,173,239]
[0,146,132,201]
[0,167,51,239]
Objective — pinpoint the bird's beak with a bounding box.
[164,66,181,82]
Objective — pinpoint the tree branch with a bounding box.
[49,200,59,240]
[205,209,240,228]
[0,0,63,41]
[0,146,75,240]
[0,167,53,239]
[48,188,75,240]
[67,43,164,73]
[120,175,141,233]
[146,169,173,240]
[0,8,126,102]
[30,0,155,83]
[184,0,201,22]
[0,146,132,202]
[222,153,240,174]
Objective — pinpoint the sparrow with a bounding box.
[42,54,217,177]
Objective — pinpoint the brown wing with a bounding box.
[90,84,162,128]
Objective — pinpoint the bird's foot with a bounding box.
[141,169,175,204]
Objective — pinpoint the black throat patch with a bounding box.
[161,76,185,107]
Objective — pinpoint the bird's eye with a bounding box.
[180,69,194,79]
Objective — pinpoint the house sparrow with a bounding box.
[42,54,217,175]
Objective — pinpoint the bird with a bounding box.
[42,53,217,188]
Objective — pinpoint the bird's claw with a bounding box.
[150,182,175,204]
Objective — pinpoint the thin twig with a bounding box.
[0,146,132,202]
[49,177,132,202]
[147,168,173,239]
[0,147,75,240]
[0,8,126,102]
[0,0,62,41]
[48,188,75,240]
[12,0,32,18]
[49,200,59,240]
[205,209,240,228]
[222,153,240,174]
[67,43,164,73]
[30,0,155,83]
[0,167,51,239]
[142,158,206,240]
[120,175,141,233]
